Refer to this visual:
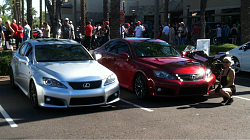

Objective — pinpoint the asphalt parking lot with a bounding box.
[0,72,250,139]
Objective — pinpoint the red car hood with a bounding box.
[139,57,205,74]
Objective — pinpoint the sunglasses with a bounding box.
[223,61,230,64]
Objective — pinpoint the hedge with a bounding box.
[0,51,13,76]
[174,43,238,56]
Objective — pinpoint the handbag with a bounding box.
[9,37,16,45]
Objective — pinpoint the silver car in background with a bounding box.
[10,39,120,109]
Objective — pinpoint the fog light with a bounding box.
[46,97,51,102]
[114,93,118,97]
[157,88,161,92]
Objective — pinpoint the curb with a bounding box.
[0,80,10,85]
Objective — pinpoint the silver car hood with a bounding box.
[36,61,113,82]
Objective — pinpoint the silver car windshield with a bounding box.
[132,42,181,58]
[35,44,93,62]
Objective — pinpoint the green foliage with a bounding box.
[0,50,12,76]
[174,44,238,56]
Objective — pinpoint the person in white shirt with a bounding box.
[120,24,125,38]
[162,22,170,42]
[134,21,143,37]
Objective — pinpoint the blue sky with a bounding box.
[0,0,45,17]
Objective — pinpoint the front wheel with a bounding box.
[232,58,240,73]
[30,81,40,109]
[133,73,149,100]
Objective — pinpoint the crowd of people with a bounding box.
[0,18,31,51]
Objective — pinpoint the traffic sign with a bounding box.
[120,11,125,24]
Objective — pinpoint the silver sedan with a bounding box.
[10,39,120,109]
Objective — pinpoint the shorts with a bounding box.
[6,41,13,50]
[230,85,236,95]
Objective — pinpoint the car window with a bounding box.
[132,42,181,57]
[24,44,32,56]
[19,43,28,56]
[105,41,118,54]
[35,44,93,62]
[117,41,132,57]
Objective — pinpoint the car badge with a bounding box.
[190,75,196,80]
[83,83,91,88]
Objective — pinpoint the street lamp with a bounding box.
[132,10,135,25]
[187,5,190,28]
[16,1,20,24]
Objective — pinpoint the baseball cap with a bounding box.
[104,21,109,25]
[65,18,69,21]
[137,21,141,24]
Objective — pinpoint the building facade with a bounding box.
[61,0,241,27]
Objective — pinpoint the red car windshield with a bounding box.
[132,42,181,58]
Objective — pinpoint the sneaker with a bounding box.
[221,97,228,104]
[225,98,234,105]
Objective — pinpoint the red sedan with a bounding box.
[93,38,216,99]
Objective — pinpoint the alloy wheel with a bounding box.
[134,74,148,99]
[232,59,240,73]
[30,81,39,109]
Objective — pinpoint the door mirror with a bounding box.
[19,56,29,65]
[119,53,130,61]
[243,45,248,52]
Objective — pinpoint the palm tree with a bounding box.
[164,0,169,23]
[22,0,24,25]
[103,0,109,22]
[81,0,86,35]
[0,4,8,16]
[200,0,208,39]
[27,0,33,37]
[241,0,250,44]
[110,0,120,39]
[40,0,43,28]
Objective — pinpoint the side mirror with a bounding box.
[119,53,130,61]
[19,56,29,65]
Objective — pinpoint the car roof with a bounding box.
[25,38,80,46]
[123,37,166,43]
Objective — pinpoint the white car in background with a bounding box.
[226,41,250,73]
[10,39,120,109]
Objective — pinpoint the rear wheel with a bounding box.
[30,81,40,109]
[10,69,17,89]
[232,58,240,73]
[134,73,149,100]
[213,37,217,44]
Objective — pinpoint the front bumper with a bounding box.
[148,75,216,97]
[35,82,120,108]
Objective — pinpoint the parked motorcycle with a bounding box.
[182,45,226,80]
[75,28,83,44]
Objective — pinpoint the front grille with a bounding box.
[70,96,104,105]
[68,80,102,90]
[179,87,207,95]
[177,74,204,81]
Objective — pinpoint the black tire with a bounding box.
[10,69,17,89]
[30,81,40,109]
[133,73,149,100]
[232,58,240,73]
[92,41,99,50]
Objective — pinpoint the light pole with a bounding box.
[132,10,135,25]
[16,0,20,24]
[187,5,190,28]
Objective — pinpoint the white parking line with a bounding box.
[120,99,154,112]
[0,105,18,127]
[233,96,250,101]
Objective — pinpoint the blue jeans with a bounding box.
[181,37,186,45]
[178,37,182,45]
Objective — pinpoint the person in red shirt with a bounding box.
[11,19,19,49]
[84,21,93,50]
[191,23,201,45]
[16,22,24,50]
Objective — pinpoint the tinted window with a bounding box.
[105,41,118,54]
[19,43,28,56]
[117,41,132,57]
[35,44,93,62]
[132,42,181,57]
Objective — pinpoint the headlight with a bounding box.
[43,77,67,88]
[153,70,176,80]
[206,69,212,78]
[104,74,116,86]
